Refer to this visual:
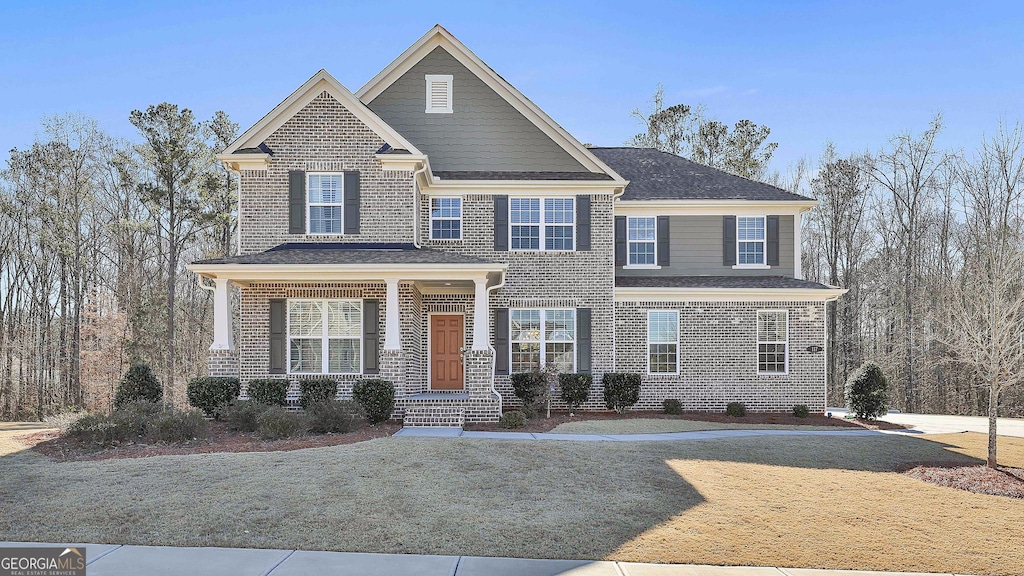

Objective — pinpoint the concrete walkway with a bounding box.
[395,427,885,441]
[0,543,974,576]
[829,408,1024,438]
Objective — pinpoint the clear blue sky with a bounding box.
[2,1,1022,173]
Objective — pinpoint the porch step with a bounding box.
[402,406,465,428]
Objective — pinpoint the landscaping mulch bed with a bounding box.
[902,463,1024,499]
[24,421,400,463]
[463,410,900,433]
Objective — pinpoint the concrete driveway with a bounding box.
[829,408,1024,437]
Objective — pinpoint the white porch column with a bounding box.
[211,278,234,351]
[384,278,402,350]
[794,212,803,280]
[472,277,489,351]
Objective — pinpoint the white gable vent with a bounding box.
[425,74,453,114]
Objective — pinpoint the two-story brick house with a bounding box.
[188,25,845,424]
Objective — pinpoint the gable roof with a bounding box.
[222,69,423,156]
[356,25,625,184]
[589,147,812,202]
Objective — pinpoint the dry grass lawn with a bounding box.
[1,426,1022,575]
[550,418,839,434]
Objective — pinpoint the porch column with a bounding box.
[472,277,489,350]
[384,278,401,350]
[211,278,234,351]
[794,213,803,279]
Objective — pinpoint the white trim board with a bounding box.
[615,287,848,303]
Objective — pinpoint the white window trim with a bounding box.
[286,298,363,375]
[425,74,453,114]
[756,309,789,376]
[647,310,680,375]
[508,197,576,252]
[509,308,577,373]
[733,215,769,269]
[624,215,661,269]
[307,172,345,236]
[429,197,463,241]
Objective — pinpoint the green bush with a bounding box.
[559,373,592,414]
[792,404,810,418]
[66,413,134,448]
[726,402,747,417]
[246,379,289,406]
[115,400,164,437]
[352,379,395,424]
[114,364,162,408]
[845,362,890,419]
[186,376,241,420]
[602,372,641,413]
[500,410,528,429]
[663,399,683,415]
[510,372,547,409]
[306,400,358,434]
[148,409,209,443]
[256,406,307,440]
[299,378,338,409]
[223,400,269,433]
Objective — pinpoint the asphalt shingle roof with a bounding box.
[433,171,613,181]
[589,147,812,202]
[193,243,495,266]
[615,275,836,290]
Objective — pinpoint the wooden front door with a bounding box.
[430,315,464,390]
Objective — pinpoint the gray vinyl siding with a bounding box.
[617,215,795,277]
[367,46,588,173]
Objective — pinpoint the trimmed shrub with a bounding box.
[299,378,338,409]
[306,400,358,434]
[845,362,890,419]
[257,406,307,440]
[352,379,395,424]
[246,379,289,406]
[500,410,528,429]
[510,372,547,409]
[114,364,162,408]
[559,373,592,414]
[663,399,683,415]
[793,404,810,418]
[148,409,209,443]
[602,372,641,413]
[223,401,269,433]
[186,376,241,420]
[726,402,747,417]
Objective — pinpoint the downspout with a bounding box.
[412,163,428,249]
[486,273,507,413]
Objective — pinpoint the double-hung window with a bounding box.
[648,311,679,374]
[737,216,766,265]
[628,217,657,266]
[308,173,344,234]
[510,309,575,373]
[430,197,462,240]
[757,310,788,374]
[288,300,362,374]
[510,198,574,251]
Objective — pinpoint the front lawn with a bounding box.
[549,418,841,434]
[1,428,1022,575]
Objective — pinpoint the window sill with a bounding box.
[733,264,771,270]
[305,233,346,237]
[624,264,661,270]
[428,238,464,242]
[757,371,789,376]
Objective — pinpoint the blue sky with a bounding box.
[2,1,1022,173]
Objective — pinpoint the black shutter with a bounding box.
[269,299,286,374]
[494,308,510,375]
[576,308,592,374]
[657,216,670,267]
[767,215,780,266]
[344,172,360,234]
[576,195,591,251]
[288,171,305,234]
[614,216,626,266]
[723,216,737,266]
[494,195,508,251]
[363,299,379,374]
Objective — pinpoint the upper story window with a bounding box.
[510,308,575,373]
[430,197,462,240]
[628,217,656,266]
[510,197,575,251]
[757,310,788,375]
[307,173,344,234]
[737,216,766,265]
[425,74,453,114]
[288,299,362,375]
[648,310,679,374]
